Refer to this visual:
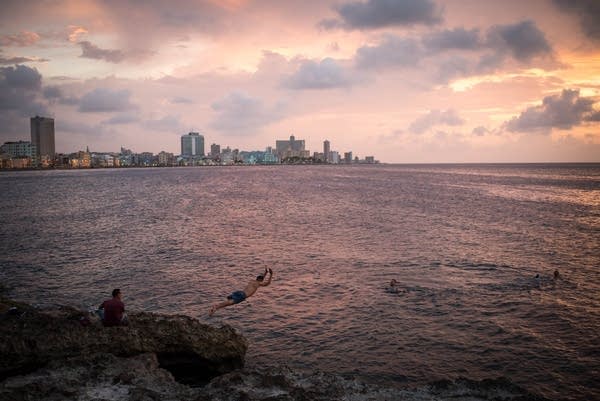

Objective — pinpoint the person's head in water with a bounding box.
[554,270,560,280]
[256,275,264,282]
[390,279,398,287]
[112,289,121,299]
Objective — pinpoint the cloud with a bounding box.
[0,55,48,65]
[171,96,194,104]
[486,20,552,62]
[504,89,599,132]
[0,64,48,138]
[355,35,422,69]
[78,88,137,112]
[0,64,41,91]
[0,31,40,47]
[68,26,88,43]
[285,58,354,90]
[143,115,182,132]
[78,41,126,63]
[409,109,465,134]
[102,113,140,125]
[354,20,557,82]
[422,28,482,52]
[321,0,442,30]
[552,0,600,42]
[78,41,153,63]
[211,91,286,133]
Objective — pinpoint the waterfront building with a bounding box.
[344,151,353,163]
[275,135,308,160]
[210,143,220,159]
[30,116,55,167]
[69,150,91,168]
[323,140,330,163]
[158,151,175,166]
[1,141,36,162]
[365,156,375,164]
[181,132,204,157]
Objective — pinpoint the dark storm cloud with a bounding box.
[78,88,136,112]
[486,20,552,62]
[0,64,48,139]
[505,89,599,132]
[285,58,353,90]
[0,64,41,91]
[552,0,600,41]
[408,109,465,134]
[320,0,442,30]
[355,20,555,82]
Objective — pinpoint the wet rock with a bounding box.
[0,297,247,385]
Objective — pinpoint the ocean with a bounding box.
[1,164,598,400]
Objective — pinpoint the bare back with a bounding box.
[243,280,261,298]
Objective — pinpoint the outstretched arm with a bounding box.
[261,268,273,286]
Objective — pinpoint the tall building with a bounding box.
[344,151,353,163]
[323,140,330,163]
[181,132,204,157]
[275,135,308,160]
[210,143,220,158]
[30,116,55,166]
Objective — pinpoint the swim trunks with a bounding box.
[227,291,247,304]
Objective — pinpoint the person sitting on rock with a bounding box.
[209,268,273,316]
[98,288,128,327]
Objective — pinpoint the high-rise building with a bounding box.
[344,151,353,163]
[30,116,55,166]
[210,143,220,158]
[181,132,204,157]
[323,140,330,163]
[275,135,308,160]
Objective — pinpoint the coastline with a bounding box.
[0,297,549,401]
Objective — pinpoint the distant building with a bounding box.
[1,141,36,161]
[275,135,309,160]
[30,116,55,166]
[323,140,330,163]
[344,151,353,163]
[210,143,220,158]
[181,132,204,157]
[329,151,340,164]
[365,156,375,164]
[158,151,175,166]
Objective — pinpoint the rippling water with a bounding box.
[1,164,599,400]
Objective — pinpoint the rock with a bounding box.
[0,353,197,401]
[0,297,247,385]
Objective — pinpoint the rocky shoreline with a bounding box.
[1,297,548,401]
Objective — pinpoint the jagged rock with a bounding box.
[199,366,550,401]
[0,353,198,401]
[0,297,247,385]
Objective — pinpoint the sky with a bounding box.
[1,0,599,163]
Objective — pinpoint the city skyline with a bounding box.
[1,1,600,162]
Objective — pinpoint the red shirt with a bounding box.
[101,297,125,326]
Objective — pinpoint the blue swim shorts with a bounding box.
[227,291,247,304]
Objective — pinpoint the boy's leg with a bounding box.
[209,299,234,316]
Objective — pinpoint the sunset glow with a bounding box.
[1,0,599,162]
